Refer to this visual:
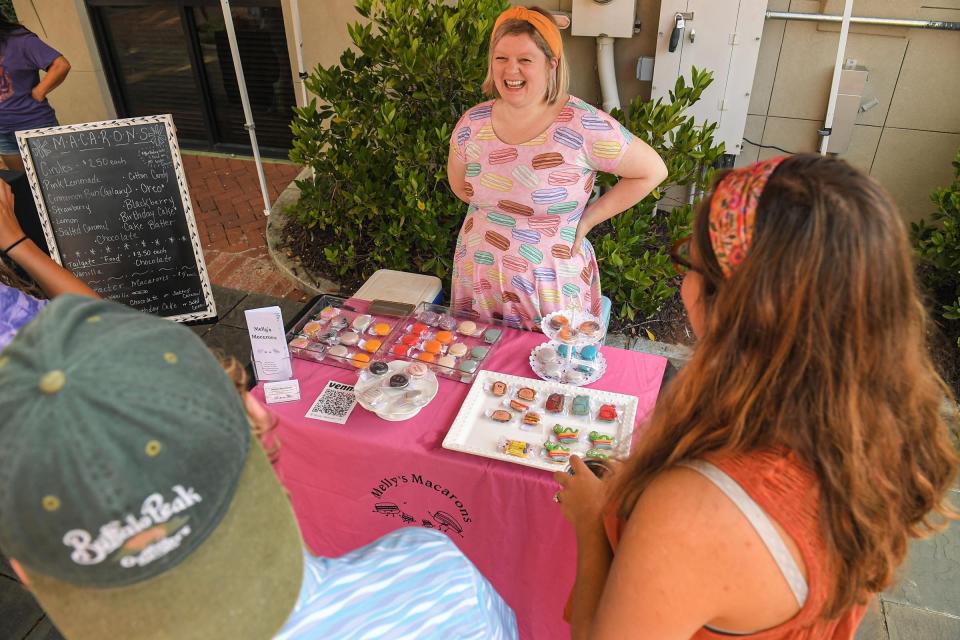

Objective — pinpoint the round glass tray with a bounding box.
[528,342,607,387]
[355,360,439,420]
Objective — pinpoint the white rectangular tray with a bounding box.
[442,371,639,472]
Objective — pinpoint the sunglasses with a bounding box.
[669,237,697,275]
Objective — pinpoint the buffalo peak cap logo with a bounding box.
[62,485,202,569]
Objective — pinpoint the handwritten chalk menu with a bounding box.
[17,115,216,321]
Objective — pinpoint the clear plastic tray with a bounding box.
[381,302,506,383]
[286,295,402,371]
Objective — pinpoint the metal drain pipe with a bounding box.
[766,10,960,31]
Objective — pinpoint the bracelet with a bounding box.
[1,235,28,257]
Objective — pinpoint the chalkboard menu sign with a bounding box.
[17,115,216,322]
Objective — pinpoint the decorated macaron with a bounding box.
[548,315,569,331]
[578,345,599,361]
[537,346,560,364]
[350,352,370,368]
[368,361,389,376]
[578,320,601,338]
[410,322,429,336]
[438,314,457,331]
[302,320,324,336]
[389,373,409,388]
[448,343,469,358]
[328,345,349,359]
[352,314,373,331]
[458,320,477,336]
[405,362,429,379]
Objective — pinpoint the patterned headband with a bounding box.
[493,6,563,59]
[708,156,787,278]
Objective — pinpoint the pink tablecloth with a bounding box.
[253,326,667,639]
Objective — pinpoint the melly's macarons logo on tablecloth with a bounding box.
[367,472,474,538]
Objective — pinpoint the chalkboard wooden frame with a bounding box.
[16,114,217,322]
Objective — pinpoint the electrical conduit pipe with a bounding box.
[596,35,620,113]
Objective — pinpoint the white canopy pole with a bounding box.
[290,0,309,107]
[819,0,854,155]
[220,0,273,216]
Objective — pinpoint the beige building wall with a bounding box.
[19,0,958,221]
[12,0,116,124]
[740,0,960,221]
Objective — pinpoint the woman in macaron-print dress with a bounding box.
[447,7,667,330]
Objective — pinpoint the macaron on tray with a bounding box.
[442,371,637,472]
[286,296,402,371]
[381,303,505,383]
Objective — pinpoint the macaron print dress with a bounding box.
[450,96,633,330]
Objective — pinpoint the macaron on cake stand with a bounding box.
[530,310,607,386]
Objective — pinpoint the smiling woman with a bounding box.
[446,5,667,330]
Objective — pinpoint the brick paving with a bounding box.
[182,153,310,302]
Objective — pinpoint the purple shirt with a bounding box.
[0,30,60,132]
[0,282,46,351]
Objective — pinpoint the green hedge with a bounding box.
[913,150,960,349]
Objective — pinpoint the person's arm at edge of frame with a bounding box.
[571,139,668,256]
[446,136,471,204]
[554,455,615,640]
[0,182,97,298]
[31,56,71,103]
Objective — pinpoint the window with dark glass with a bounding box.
[87,0,295,155]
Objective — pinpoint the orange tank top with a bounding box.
[601,450,866,639]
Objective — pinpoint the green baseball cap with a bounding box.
[0,296,303,639]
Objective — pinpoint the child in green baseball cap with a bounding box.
[0,295,517,639]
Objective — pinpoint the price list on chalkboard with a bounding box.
[18,115,216,321]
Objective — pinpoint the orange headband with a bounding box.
[492,6,563,59]
[708,156,787,278]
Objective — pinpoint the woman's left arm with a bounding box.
[31,56,71,103]
[572,140,667,256]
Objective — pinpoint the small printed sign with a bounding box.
[263,379,301,404]
[245,306,292,381]
[305,381,357,424]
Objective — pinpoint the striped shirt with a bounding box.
[274,528,518,639]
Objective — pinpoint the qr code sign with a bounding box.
[305,381,357,424]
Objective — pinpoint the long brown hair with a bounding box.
[609,154,958,617]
